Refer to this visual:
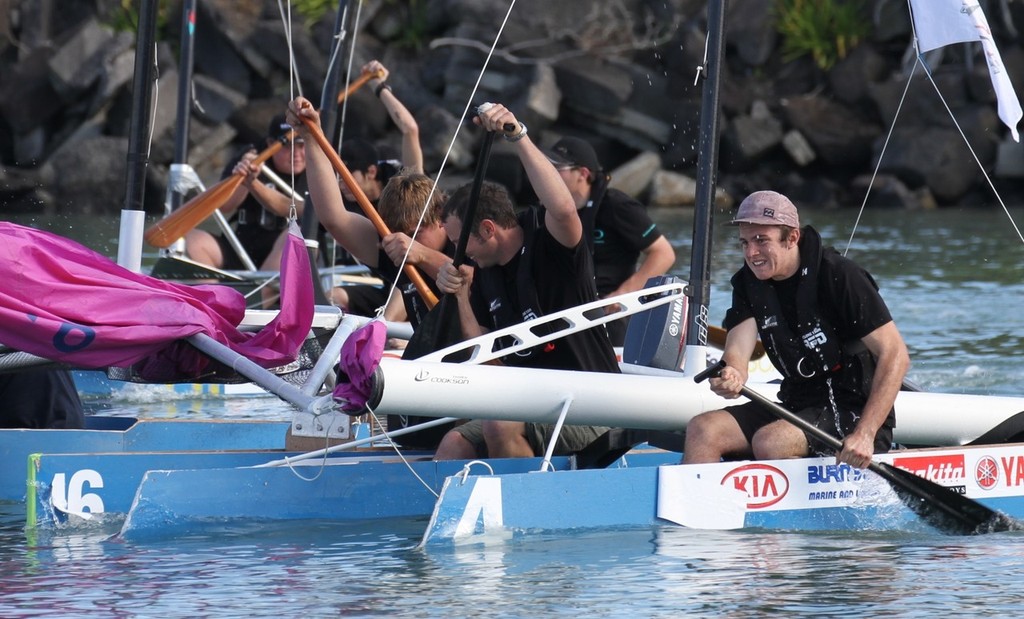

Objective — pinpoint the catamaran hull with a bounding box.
[112,451,680,540]
[421,442,1024,545]
[371,359,1024,445]
[1,418,289,501]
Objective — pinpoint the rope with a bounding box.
[846,2,1024,255]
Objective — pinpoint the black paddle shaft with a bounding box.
[694,360,1018,535]
[402,126,499,361]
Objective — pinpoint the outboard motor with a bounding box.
[621,275,688,372]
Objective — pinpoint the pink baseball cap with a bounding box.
[730,190,800,227]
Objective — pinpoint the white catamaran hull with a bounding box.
[368,358,1024,446]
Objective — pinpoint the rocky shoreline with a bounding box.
[2,0,1023,215]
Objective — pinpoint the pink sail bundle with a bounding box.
[331,320,386,412]
[0,222,313,381]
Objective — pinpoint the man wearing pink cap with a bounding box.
[684,191,910,469]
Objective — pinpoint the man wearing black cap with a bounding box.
[684,191,910,470]
[184,114,308,270]
[543,137,676,346]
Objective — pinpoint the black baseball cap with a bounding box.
[543,136,601,176]
[267,113,296,141]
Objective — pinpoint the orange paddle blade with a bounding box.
[144,175,242,248]
[143,140,287,248]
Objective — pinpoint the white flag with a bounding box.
[909,0,1022,141]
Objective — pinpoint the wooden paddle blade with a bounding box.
[707,325,766,359]
[878,462,1020,535]
[144,175,242,247]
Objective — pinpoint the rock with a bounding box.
[876,126,978,203]
[721,101,784,171]
[728,0,777,67]
[829,43,889,110]
[417,105,475,172]
[0,46,63,135]
[47,135,130,213]
[994,140,1024,178]
[609,151,662,199]
[850,173,923,209]
[3,0,1023,214]
[782,130,816,166]
[782,95,880,168]
[192,74,249,125]
[649,169,697,206]
[47,19,129,102]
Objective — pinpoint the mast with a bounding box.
[683,0,727,371]
[117,0,160,271]
[167,0,198,216]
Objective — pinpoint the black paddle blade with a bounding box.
[878,462,1021,535]
[402,297,465,361]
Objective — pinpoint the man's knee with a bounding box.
[684,411,723,447]
[434,430,475,461]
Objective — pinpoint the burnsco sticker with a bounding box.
[975,455,999,490]
[721,463,789,509]
[892,454,967,494]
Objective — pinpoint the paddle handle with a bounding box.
[301,116,438,308]
[336,70,384,104]
[451,130,497,267]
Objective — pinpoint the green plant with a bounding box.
[775,0,870,70]
[384,0,430,50]
[291,0,336,25]
[107,0,172,39]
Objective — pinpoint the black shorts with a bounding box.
[343,284,389,316]
[216,233,275,271]
[724,400,893,456]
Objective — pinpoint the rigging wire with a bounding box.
[848,2,1024,254]
[383,0,520,314]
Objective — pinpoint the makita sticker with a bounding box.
[892,454,966,494]
[975,456,999,491]
[721,463,789,509]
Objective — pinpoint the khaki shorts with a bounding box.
[453,420,609,458]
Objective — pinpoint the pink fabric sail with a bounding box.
[0,221,313,381]
[332,320,386,412]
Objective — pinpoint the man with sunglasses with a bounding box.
[184,114,308,270]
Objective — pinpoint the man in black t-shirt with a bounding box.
[543,137,676,346]
[432,103,619,460]
[683,191,910,469]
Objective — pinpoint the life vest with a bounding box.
[737,226,876,407]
